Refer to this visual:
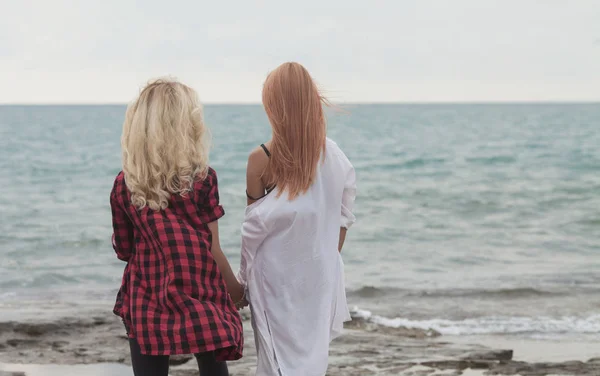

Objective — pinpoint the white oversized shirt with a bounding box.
[238,138,356,376]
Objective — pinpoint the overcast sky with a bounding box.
[1,0,599,103]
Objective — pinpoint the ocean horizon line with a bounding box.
[0,100,598,106]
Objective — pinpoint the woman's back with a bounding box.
[111,79,243,376]
[239,138,356,376]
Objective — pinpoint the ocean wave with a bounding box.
[347,286,568,299]
[400,157,447,169]
[0,273,81,289]
[466,156,516,165]
[350,307,600,336]
[415,287,562,298]
[347,286,401,298]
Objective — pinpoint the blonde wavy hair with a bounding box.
[262,62,328,199]
[121,78,210,210]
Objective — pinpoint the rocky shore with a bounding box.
[1,311,599,375]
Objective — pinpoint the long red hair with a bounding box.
[262,62,328,199]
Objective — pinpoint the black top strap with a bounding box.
[246,185,275,200]
[260,144,271,158]
[246,144,275,201]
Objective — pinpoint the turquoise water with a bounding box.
[1,104,599,338]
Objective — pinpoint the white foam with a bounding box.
[349,306,600,336]
[350,306,373,320]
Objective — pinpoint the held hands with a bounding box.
[229,281,249,310]
[235,296,249,310]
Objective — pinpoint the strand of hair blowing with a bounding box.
[262,63,327,200]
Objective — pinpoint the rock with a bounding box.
[2,312,600,376]
[169,354,193,365]
[420,359,494,370]
[464,349,513,361]
[384,364,416,374]
[481,359,600,376]
[14,322,60,336]
[51,340,69,348]
[92,317,108,326]
[6,338,39,347]
[344,317,441,338]
[74,347,88,357]
[0,322,15,335]
[389,326,441,339]
[412,369,435,376]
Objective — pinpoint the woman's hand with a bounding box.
[229,281,244,302]
[236,296,249,310]
[229,281,246,308]
[206,220,249,310]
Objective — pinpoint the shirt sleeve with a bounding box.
[110,175,134,262]
[198,168,225,223]
[341,158,357,229]
[237,209,268,287]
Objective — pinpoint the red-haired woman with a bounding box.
[238,62,357,376]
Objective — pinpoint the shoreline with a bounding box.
[1,312,599,375]
[449,335,600,363]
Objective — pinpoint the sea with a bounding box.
[1,103,599,342]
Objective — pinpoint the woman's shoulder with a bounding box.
[110,171,130,207]
[205,166,218,181]
[247,142,271,177]
[193,166,219,192]
[113,170,125,183]
[111,171,127,194]
[248,142,270,163]
[326,138,351,162]
[326,137,345,153]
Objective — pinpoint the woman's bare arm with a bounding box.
[246,146,270,205]
[338,227,347,252]
[207,221,245,304]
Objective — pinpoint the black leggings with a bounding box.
[129,338,229,376]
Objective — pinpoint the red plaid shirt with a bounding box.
[110,167,243,359]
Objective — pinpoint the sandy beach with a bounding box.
[1,310,599,376]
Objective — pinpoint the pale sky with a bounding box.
[1,0,599,103]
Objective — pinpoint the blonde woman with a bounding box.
[238,63,357,375]
[110,79,244,376]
